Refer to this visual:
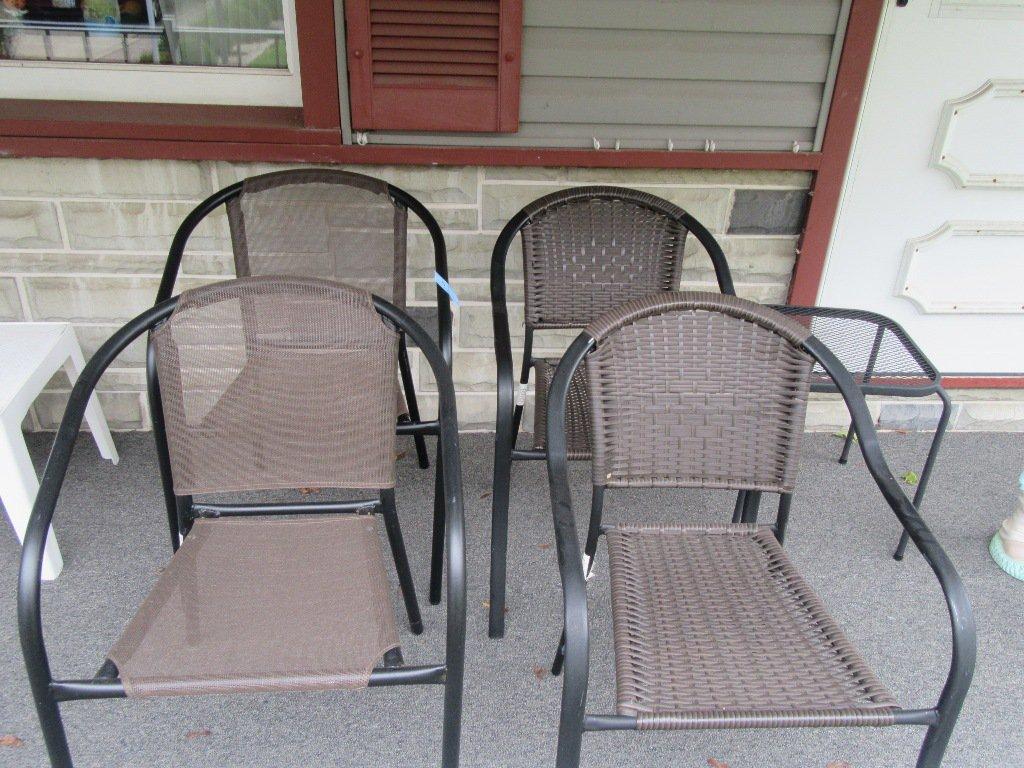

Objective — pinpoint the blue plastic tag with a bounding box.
[434,271,460,308]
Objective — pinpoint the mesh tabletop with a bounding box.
[108,516,400,698]
[531,357,592,459]
[606,524,898,730]
[771,306,939,395]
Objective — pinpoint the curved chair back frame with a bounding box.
[18,293,466,768]
[157,171,452,365]
[545,295,975,768]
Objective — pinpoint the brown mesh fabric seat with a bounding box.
[108,516,399,697]
[607,524,897,729]
[159,168,457,603]
[18,274,469,768]
[153,276,398,494]
[531,358,591,458]
[227,169,407,304]
[226,170,412,418]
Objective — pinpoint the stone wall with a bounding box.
[0,157,1018,432]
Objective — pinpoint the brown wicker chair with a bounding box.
[157,168,454,605]
[19,277,467,768]
[488,186,735,637]
[545,293,974,768]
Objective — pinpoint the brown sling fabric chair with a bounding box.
[545,293,974,768]
[157,168,453,605]
[488,186,736,637]
[19,276,467,768]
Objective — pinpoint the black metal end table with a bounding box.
[772,305,951,560]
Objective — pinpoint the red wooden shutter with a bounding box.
[345,0,522,132]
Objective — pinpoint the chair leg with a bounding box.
[740,491,762,524]
[398,336,430,470]
[441,656,464,768]
[489,421,514,638]
[732,491,747,523]
[916,722,955,768]
[555,487,604,676]
[555,650,587,768]
[775,493,793,545]
[551,630,567,676]
[33,688,73,767]
[582,486,605,577]
[895,389,952,561]
[429,445,445,605]
[380,489,423,634]
[838,420,856,465]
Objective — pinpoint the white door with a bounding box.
[819,0,1024,375]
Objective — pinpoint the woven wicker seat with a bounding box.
[532,358,592,458]
[488,186,735,637]
[108,516,400,698]
[606,524,897,729]
[543,294,974,768]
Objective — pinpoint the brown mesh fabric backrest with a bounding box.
[521,187,688,328]
[584,292,813,492]
[227,169,406,306]
[153,276,398,495]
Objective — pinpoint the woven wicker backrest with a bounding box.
[584,292,813,492]
[520,187,688,328]
[227,169,406,306]
[153,276,398,495]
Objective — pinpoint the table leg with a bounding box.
[0,414,63,580]
[63,345,118,465]
[894,388,953,561]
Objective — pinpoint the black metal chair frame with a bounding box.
[18,294,467,768]
[156,171,454,606]
[487,188,736,638]
[545,319,975,768]
[772,304,951,560]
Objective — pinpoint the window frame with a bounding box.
[0,0,340,142]
[0,0,303,107]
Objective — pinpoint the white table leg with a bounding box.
[63,341,119,465]
[0,413,62,580]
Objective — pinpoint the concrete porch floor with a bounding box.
[1,431,1021,768]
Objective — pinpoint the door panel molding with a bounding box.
[932,79,1024,189]
[930,1,1024,20]
[897,220,1024,313]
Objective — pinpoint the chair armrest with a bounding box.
[803,335,976,719]
[389,185,453,366]
[679,212,736,296]
[18,300,178,696]
[491,211,531,433]
[546,333,598,718]
[374,295,467,729]
[158,184,241,304]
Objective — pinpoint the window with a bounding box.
[344,0,522,132]
[0,0,302,106]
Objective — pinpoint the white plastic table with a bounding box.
[0,322,119,580]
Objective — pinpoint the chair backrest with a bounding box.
[152,276,398,495]
[582,292,813,492]
[225,169,407,307]
[518,186,731,329]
